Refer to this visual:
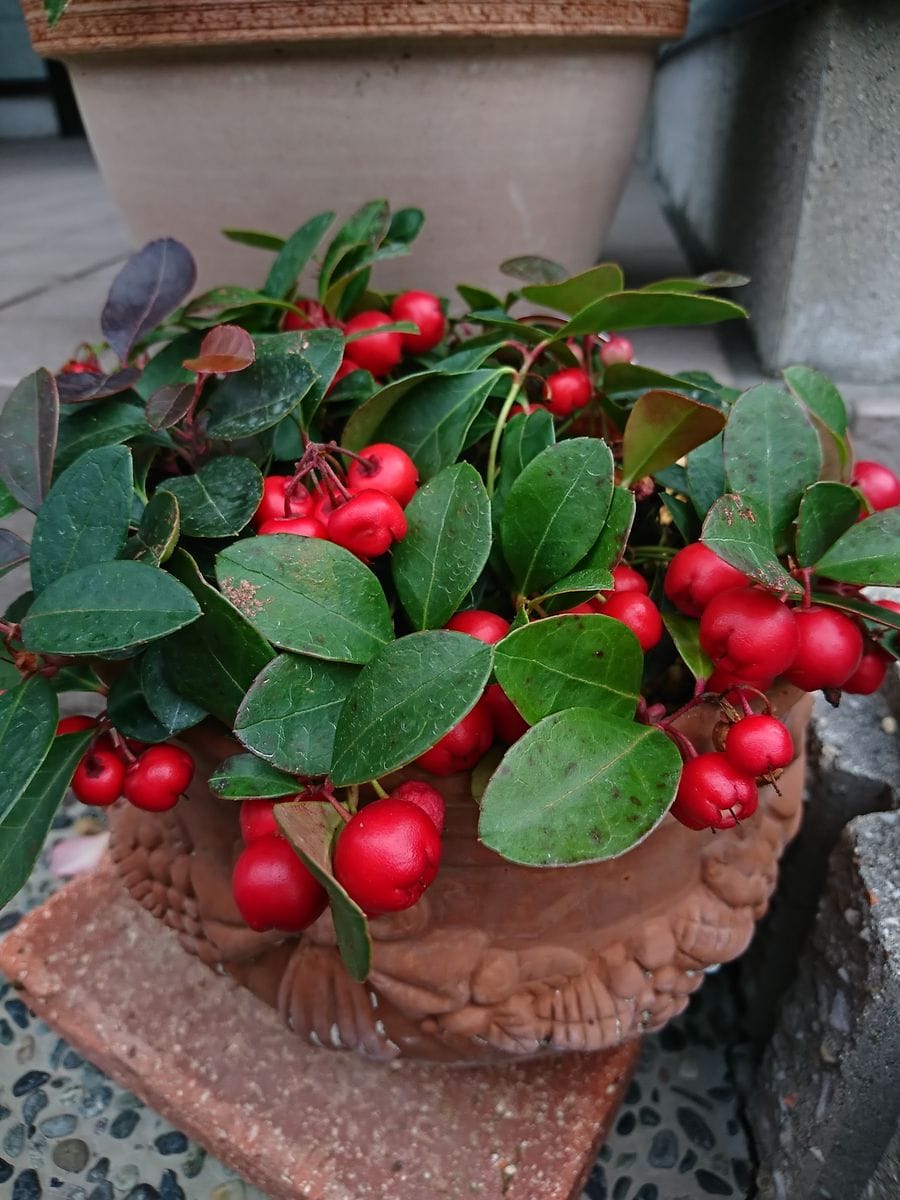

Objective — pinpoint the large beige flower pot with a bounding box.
[19,2,689,292]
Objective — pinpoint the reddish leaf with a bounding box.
[56,367,140,404]
[145,383,195,431]
[621,390,725,487]
[183,325,255,375]
[101,239,197,363]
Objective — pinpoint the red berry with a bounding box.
[346,443,419,507]
[328,357,364,392]
[57,714,98,736]
[664,543,750,618]
[784,606,864,691]
[852,460,900,512]
[343,311,403,377]
[600,334,633,367]
[232,834,327,932]
[700,588,798,682]
[602,563,648,597]
[389,781,446,832]
[282,299,329,332]
[724,715,794,777]
[561,600,603,615]
[599,592,663,652]
[332,798,442,916]
[257,516,327,538]
[327,489,407,558]
[71,748,126,807]
[484,683,530,745]
[253,476,314,529]
[445,610,510,645]
[544,368,592,417]
[671,753,757,831]
[707,669,774,697]
[60,359,100,376]
[842,644,890,695]
[240,798,281,845]
[311,486,341,523]
[415,699,494,775]
[123,745,195,812]
[390,291,447,355]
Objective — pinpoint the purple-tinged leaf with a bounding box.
[101,239,197,363]
[145,383,194,431]
[56,367,140,404]
[0,368,59,512]
[183,325,255,375]
[0,529,29,578]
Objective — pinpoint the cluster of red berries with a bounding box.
[253,442,419,560]
[62,715,195,811]
[562,562,663,651]
[510,334,634,422]
[231,781,445,932]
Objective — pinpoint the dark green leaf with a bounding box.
[603,362,716,397]
[392,463,492,629]
[139,643,207,733]
[621,390,725,487]
[795,482,862,567]
[701,493,801,593]
[22,560,201,654]
[135,331,205,400]
[723,384,822,543]
[209,753,299,799]
[501,439,614,595]
[263,211,335,299]
[163,549,274,725]
[107,667,170,743]
[44,0,70,25]
[782,365,848,437]
[686,433,726,518]
[30,445,132,593]
[183,287,301,324]
[494,614,642,724]
[436,338,507,373]
[159,456,262,538]
[236,654,359,777]
[221,228,286,252]
[0,369,59,511]
[541,486,635,600]
[457,284,504,311]
[276,802,371,981]
[815,508,900,585]
[56,367,141,405]
[660,492,698,543]
[521,264,624,314]
[330,631,493,786]
[809,591,900,634]
[0,530,29,579]
[0,728,92,909]
[499,255,568,285]
[494,408,556,507]
[467,309,558,346]
[54,402,150,473]
[386,207,425,246]
[376,369,505,479]
[0,478,18,519]
[216,536,393,664]
[144,383,195,431]
[101,239,196,362]
[561,291,747,338]
[478,709,682,866]
[663,612,713,681]
[204,333,317,439]
[124,491,180,565]
[0,674,58,822]
[341,370,443,453]
[296,327,346,429]
[318,201,390,301]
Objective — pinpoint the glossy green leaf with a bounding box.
[22,559,200,654]
[809,591,900,634]
[782,365,848,437]
[0,478,18,519]
[0,674,58,822]
[159,456,262,538]
[501,438,614,595]
[603,362,716,397]
[0,530,29,579]
[478,709,682,866]
[663,612,713,681]
[494,614,642,725]
[815,508,900,585]
[276,802,371,981]
[621,390,725,487]
[0,369,59,512]
[235,654,359,777]
[541,486,635,601]
[209,753,299,799]
[318,201,390,301]
[331,631,493,786]
[561,291,747,338]
[216,536,393,664]
[135,331,204,399]
[263,211,335,299]
[492,408,556,527]
[723,384,822,543]
[54,402,150,473]
[376,369,504,479]
[30,445,132,593]
[499,255,567,285]
[139,643,207,734]
[340,370,434,451]
[701,493,801,593]
[107,667,171,743]
[392,463,492,630]
[43,0,70,25]
[296,327,346,429]
[124,491,180,565]
[204,333,318,440]
[0,728,92,909]
[221,228,285,252]
[520,264,624,314]
[162,549,274,725]
[466,309,559,346]
[457,284,504,311]
[686,433,726,518]
[795,482,862,567]
[660,493,698,543]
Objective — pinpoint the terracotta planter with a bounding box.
[107,682,812,1066]
[19,2,688,293]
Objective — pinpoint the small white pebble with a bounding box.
[881,716,897,735]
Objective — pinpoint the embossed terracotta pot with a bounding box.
[108,682,813,1066]
[18,2,687,293]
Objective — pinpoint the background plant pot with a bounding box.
[18,2,688,293]
[108,682,812,1066]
